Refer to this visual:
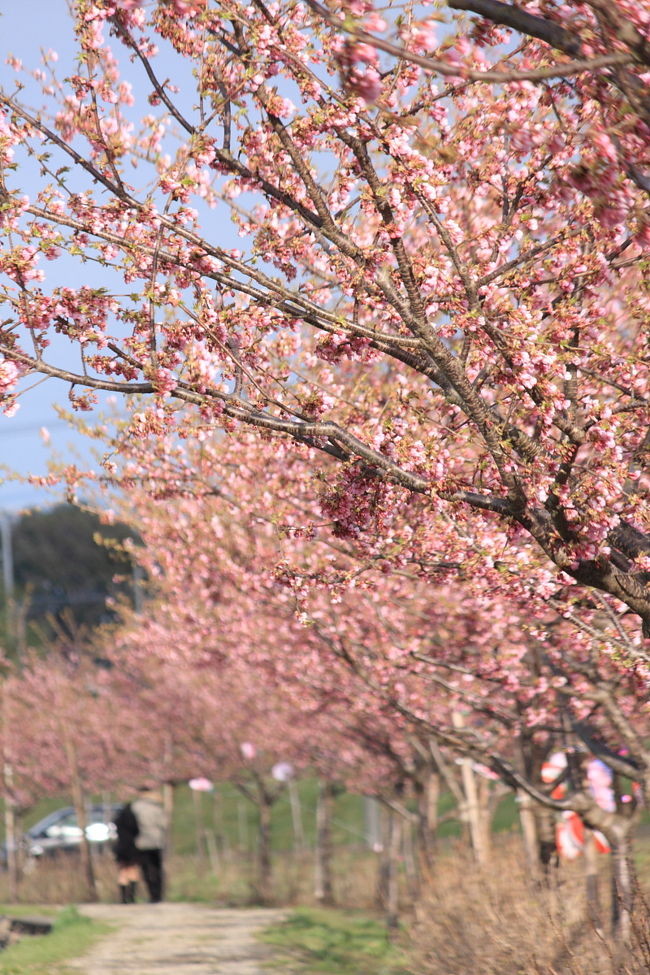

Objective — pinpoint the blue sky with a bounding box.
[1,0,94,512]
[2,0,408,513]
[0,0,239,513]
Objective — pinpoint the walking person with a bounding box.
[132,784,166,903]
[113,801,140,904]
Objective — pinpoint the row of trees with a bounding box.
[1,0,649,629]
[5,423,647,942]
[101,426,649,934]
[0,0,649,965]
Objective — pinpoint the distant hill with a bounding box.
[7,504,139,646]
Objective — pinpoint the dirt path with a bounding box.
[65,903,288,975]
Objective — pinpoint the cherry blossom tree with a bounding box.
[2,649,137,899]
[2,0,650,945]
[92,423,649,939]
[100,603,401,902]
[0,0,649,636]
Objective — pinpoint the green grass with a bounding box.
[260,907,412,975]
[169,780,367,856]
[0,905,110,975]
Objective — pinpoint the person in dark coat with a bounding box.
[113,802,140,903]
[131,786,166,903]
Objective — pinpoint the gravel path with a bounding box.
[66,903,288,975]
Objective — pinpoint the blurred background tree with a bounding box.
[3,504,139,652]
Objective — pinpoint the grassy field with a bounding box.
[0,906,109,975]
[169,779,371,855]
[260,907,412,975]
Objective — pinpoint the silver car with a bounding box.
[22,805,119,858]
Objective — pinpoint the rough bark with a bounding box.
[314,779,335,906]
[518,790,540,883]
[584,830,604,936]
[256,788,273,905]
[377,807,402,932]
[453,712,488,864]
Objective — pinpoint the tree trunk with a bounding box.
[376,804,389,911]
[212,785,229,860]
[288,778,305,854]
[426,770,440,836]
[452,712,488,864]
[477,774,492,862]
[535,803,558,880]
[161,733,174,857]
[610,823,635,952]
[204,828,220,874]
[314,779,335,905]
[383,807,402,932]
[517,790,540,883]
[256,789,273,904]
[402,816,420,900]
[415,769,439,872]
[3,766,18,903]
[61,725,96,902]
[364,795,381,849]
[584,829,603,935]
[162,780,174,858]
[237,797,248,854]
[1,682,18,903]
[70,779,96,901]
[192,787,206,861]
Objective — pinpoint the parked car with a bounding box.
[21,804,119,859]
